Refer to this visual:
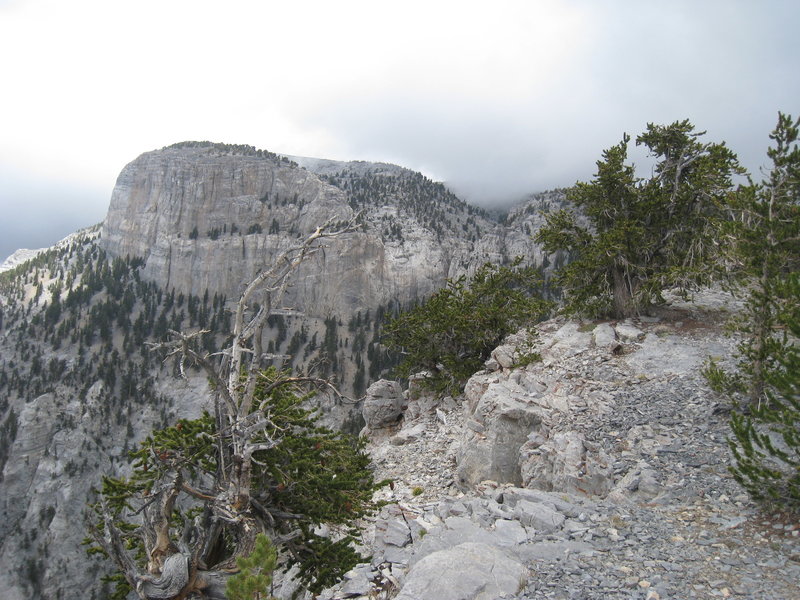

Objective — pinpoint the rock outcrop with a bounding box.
[100,143,545,317]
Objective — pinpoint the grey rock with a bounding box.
[455,372,545,489]
[615,321,645,342]
[541,322,593,360]
[363,379,404,430]
[489,331,535,370]
[395,543,527,600]
[514,499,566,532]
[502,487,584,519]
[608,461,663,503]
[381,518,412,548]
[520,430,613,497]
[493,518,529,546]
[390,423,427,446]
[517,540,595,561]
[592,323,617,348]
[100,145,545,320]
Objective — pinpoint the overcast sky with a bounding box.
[1,0,798,260]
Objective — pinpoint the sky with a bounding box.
[0,0,798,261]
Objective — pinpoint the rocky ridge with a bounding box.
[0,247,47,273]
[322,290,800,600]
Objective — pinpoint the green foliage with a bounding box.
[728,274,800,512]
[86,367,382,595]
[251,370,378,529]
[290,527,366,595]
[226,533,277,600]
[385,261,551,395]
[322,167,490,242]
[717,112,800,403]
[536,120,741,318]
[706,113,800,513]
[164,141,297,167]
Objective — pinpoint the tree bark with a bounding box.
[611,267,635,318]
[137,553,189,599]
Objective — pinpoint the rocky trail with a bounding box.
[318,291,800,600]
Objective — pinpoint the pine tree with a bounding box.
[704,113,800,513]
[85,220,381,599]
[728,274,800,511]
[385,260,551,395]
[535,120,741,318]
[226,534,277,600]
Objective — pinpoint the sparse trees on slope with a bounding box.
[86,220,383,599]
[535,120,741,318]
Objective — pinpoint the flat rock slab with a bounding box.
[623,333,729,377]
[395,542,527,600]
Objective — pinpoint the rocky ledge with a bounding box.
[320,291,800,600]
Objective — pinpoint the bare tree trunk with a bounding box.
[612,266,636,318]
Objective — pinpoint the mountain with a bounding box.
[100,142,548,315]
[0,142,564,599]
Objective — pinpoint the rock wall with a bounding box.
[100,145,543,317]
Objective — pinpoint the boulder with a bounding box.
[541,322,593,360]
[362,379,404,430]
[487,330,534,370]
[513,499,565,532]
[615,321,645,342]
[390,422,427,446]
[394,542,527,600]
[592,322,617,348]
[373,505,413,565]
[455,373,545,489]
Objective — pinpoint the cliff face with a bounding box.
[100,143,545,316]
[101,146,351,312]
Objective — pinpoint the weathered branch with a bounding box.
[149,330,238,417]
[181,482,217,502]
[91,498,149,599]
[143,470,183,573]
[228,216,361,413]
[257,375,344,411]
[136,553,189,599]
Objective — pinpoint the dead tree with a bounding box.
[87,218,373,599]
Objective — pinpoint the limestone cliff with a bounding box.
[100,142,545,317]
